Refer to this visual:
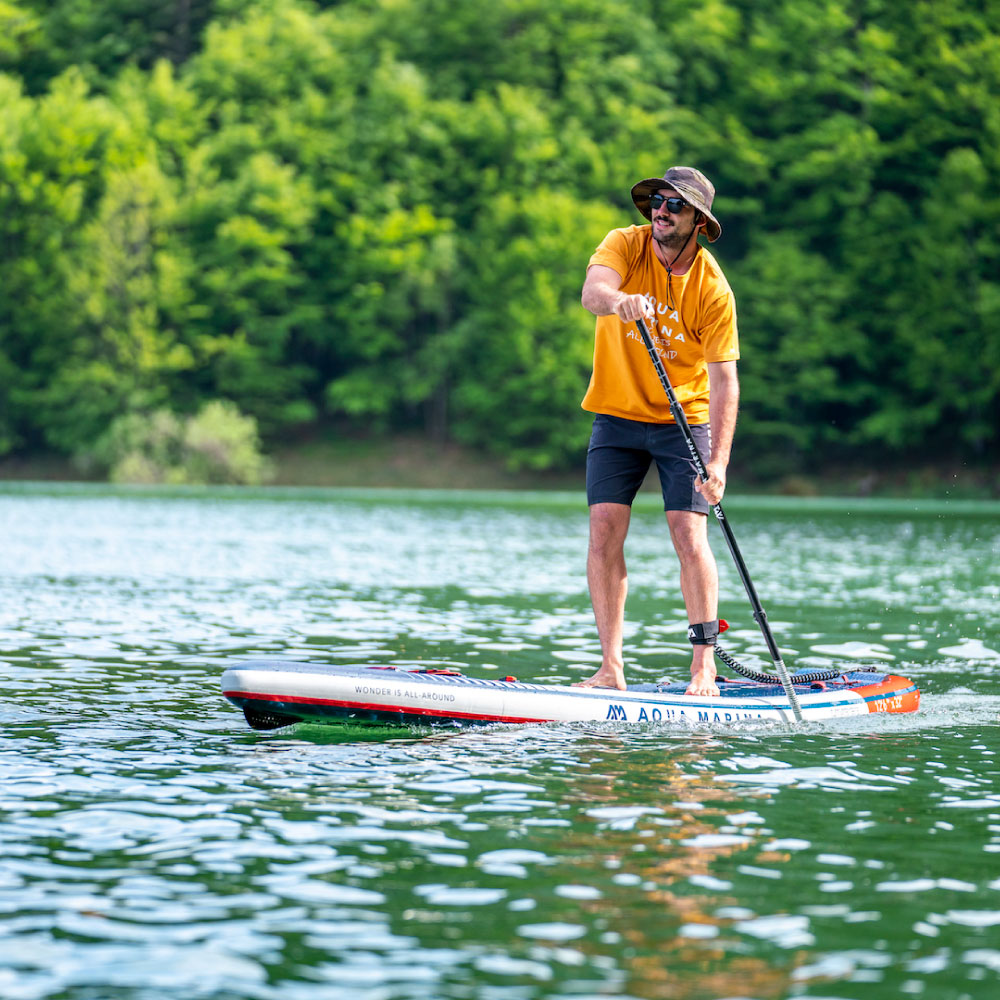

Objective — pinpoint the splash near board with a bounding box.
[221,659,920,731]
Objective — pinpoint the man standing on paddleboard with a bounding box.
[576,166,738,698]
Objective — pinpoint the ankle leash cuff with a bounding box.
[688,620,724,646]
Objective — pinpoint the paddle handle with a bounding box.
[635,317,803,722]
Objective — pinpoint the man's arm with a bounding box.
[695,360,739,506]
[582,264,654,322]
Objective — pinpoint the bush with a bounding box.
[180,401,274,485]
[89,401,273,485]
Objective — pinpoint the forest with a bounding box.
[1,0,998,485]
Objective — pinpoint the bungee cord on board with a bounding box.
[713,645,878,686]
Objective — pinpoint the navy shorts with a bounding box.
[586,414,711,513]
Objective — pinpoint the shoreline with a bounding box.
[1,435,997,500]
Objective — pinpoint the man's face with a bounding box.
[650,187,701,249]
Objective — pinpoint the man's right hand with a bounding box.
[613,292,656,323]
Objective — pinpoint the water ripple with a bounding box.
[1,486,999,998]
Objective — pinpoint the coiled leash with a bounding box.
[690,618,870,686]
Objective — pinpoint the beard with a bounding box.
[652,217,698,252]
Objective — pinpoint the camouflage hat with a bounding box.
[630,166,722,242]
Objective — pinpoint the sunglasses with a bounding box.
[648,194,687,213]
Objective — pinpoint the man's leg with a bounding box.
[576,502,631,690]
[666,510,720,696]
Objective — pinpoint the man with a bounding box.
[575,166,739,698]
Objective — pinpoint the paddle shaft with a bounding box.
[635,317,803,722]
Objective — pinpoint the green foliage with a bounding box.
[10,1,256,92]
[1,0,998,478]
[0,2,42,66]
[447,189,618,469]
[181,399,273,483]
[90,400,272,484]
[0,69,150,453]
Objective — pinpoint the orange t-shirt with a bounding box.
[581,225,739,424]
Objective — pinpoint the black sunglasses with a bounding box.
[648,194,687,213]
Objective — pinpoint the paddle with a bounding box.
[635,317,803,723]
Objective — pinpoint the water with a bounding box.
[2,483,999,1000]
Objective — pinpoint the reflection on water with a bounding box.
[1,484,999,999]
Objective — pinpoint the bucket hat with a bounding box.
[630,166,722,242]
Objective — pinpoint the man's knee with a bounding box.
[589,503,630,556]
[666,511,711,562]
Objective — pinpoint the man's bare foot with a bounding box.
[574,665,627,690]
[686,662,719,697]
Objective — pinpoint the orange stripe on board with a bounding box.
[853,675,921,714]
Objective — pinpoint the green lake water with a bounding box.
[2,483,999,1000]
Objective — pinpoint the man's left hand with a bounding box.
[694,462,727,506]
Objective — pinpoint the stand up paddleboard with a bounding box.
[221,659,920,730]
[221,317,924,734]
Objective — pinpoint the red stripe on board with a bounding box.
[224,690,551,725]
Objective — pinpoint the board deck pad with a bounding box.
[221,659,920,730]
